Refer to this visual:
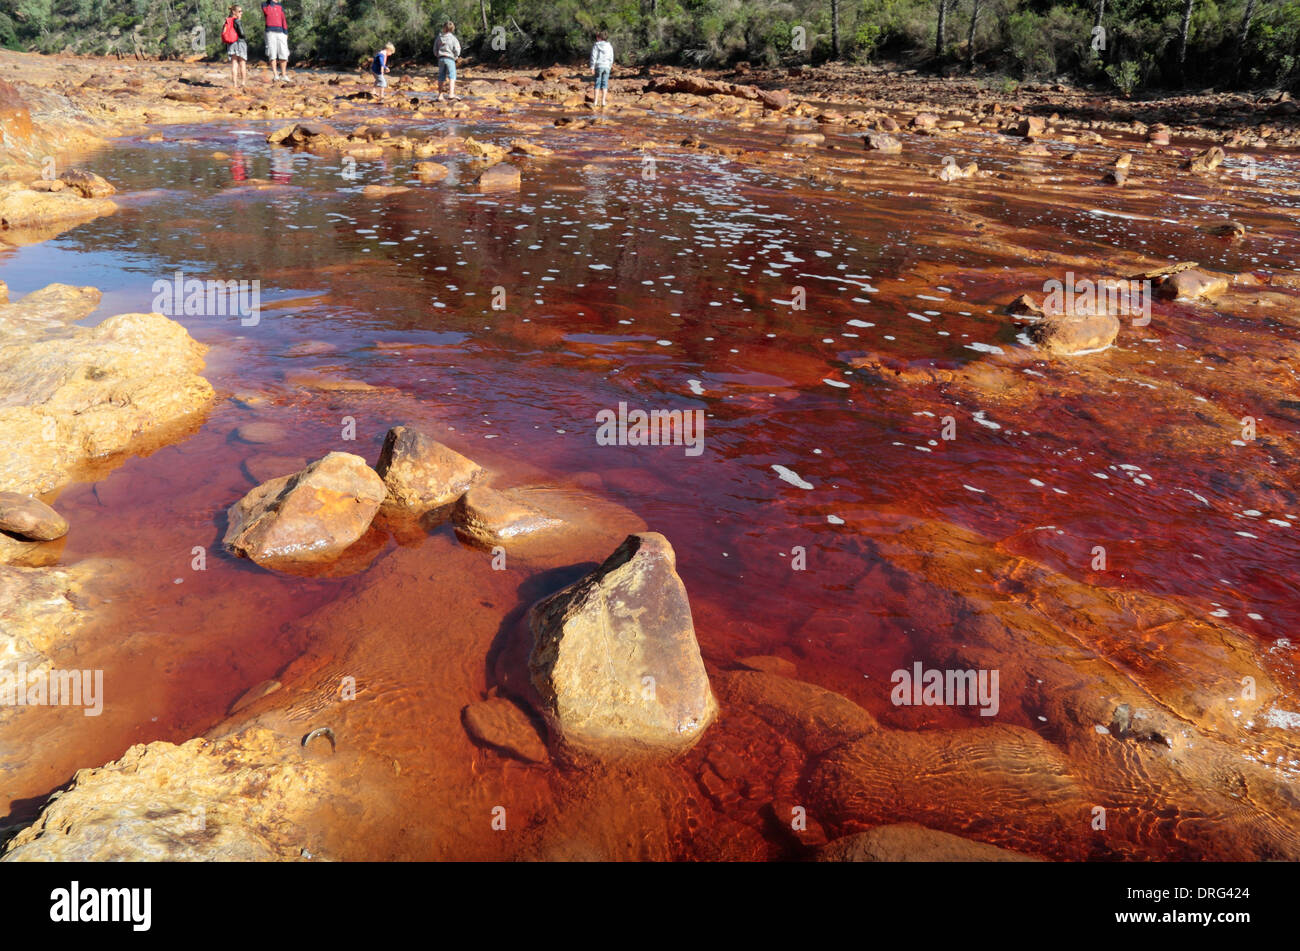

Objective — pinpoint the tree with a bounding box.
[935,0,948,59]
[1235,0,1257,79]
[830,0,840,60]
[1177,0,1195,81]
[966,0,980,70]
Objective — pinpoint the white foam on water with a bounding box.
[1265,709,1300,730]
[772,465,814,490]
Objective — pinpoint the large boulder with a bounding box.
[1010,285,1124,356]
[57,169,116,199]
[1027,312,1120,355]
[374,426,483,517]
[0,492,67,541]
[223,452,385,569]
[0,181,116,239]
[0,285,214,496]
[2,729,329,861]
[863,133,902,154]
[527,532,717,757]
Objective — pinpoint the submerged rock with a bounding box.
[0,492,67,541]
[527,532,717,758]
[1155,267,1230,301]
[1027,311,1120,355]
[453,485,561,547]
[461,697,549,763]
[782,132,824,148]
[361,184,410,197]
[476,163,521,191]
[412,161,449,182]
[863,133,902,153]
[509,139,553,157]
[223,452,385,568]
[374,425,483,517]
[233,421,286,445]
[818,824,1043,862]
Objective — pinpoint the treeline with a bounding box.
[3,0,1299,91]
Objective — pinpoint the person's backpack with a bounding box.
[221,17,239,43]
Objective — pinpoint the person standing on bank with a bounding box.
[590,31,614,109]
[435,21,461,101]
[262,0,291,83]
[223,5,247,88]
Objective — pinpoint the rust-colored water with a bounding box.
[3,98,1299,859]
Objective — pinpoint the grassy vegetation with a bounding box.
[4,0,1299,92]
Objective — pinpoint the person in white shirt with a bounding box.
[435,21,462,101]
[590,32,614,109]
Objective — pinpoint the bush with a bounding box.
[1106,59,1140,95]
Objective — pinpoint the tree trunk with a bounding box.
[1094,0,1105,29]
[966,0,980,71]
[831,0,841,60]
[935,0,948,60]
[1177,0,1195,82]
[480,0,489,33]
[1235,0,1256,79]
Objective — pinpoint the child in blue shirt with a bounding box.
[371,43,395,99]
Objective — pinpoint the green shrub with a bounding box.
[1106,59,1140,95]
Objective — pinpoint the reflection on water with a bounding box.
[2,99,1299,859]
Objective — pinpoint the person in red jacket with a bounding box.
[262,0,291,83]
[222,6,247,88]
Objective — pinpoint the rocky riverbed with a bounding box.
[0,49,1298,861]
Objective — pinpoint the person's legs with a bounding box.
[230,55,238,87]
[239,59,247,86]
